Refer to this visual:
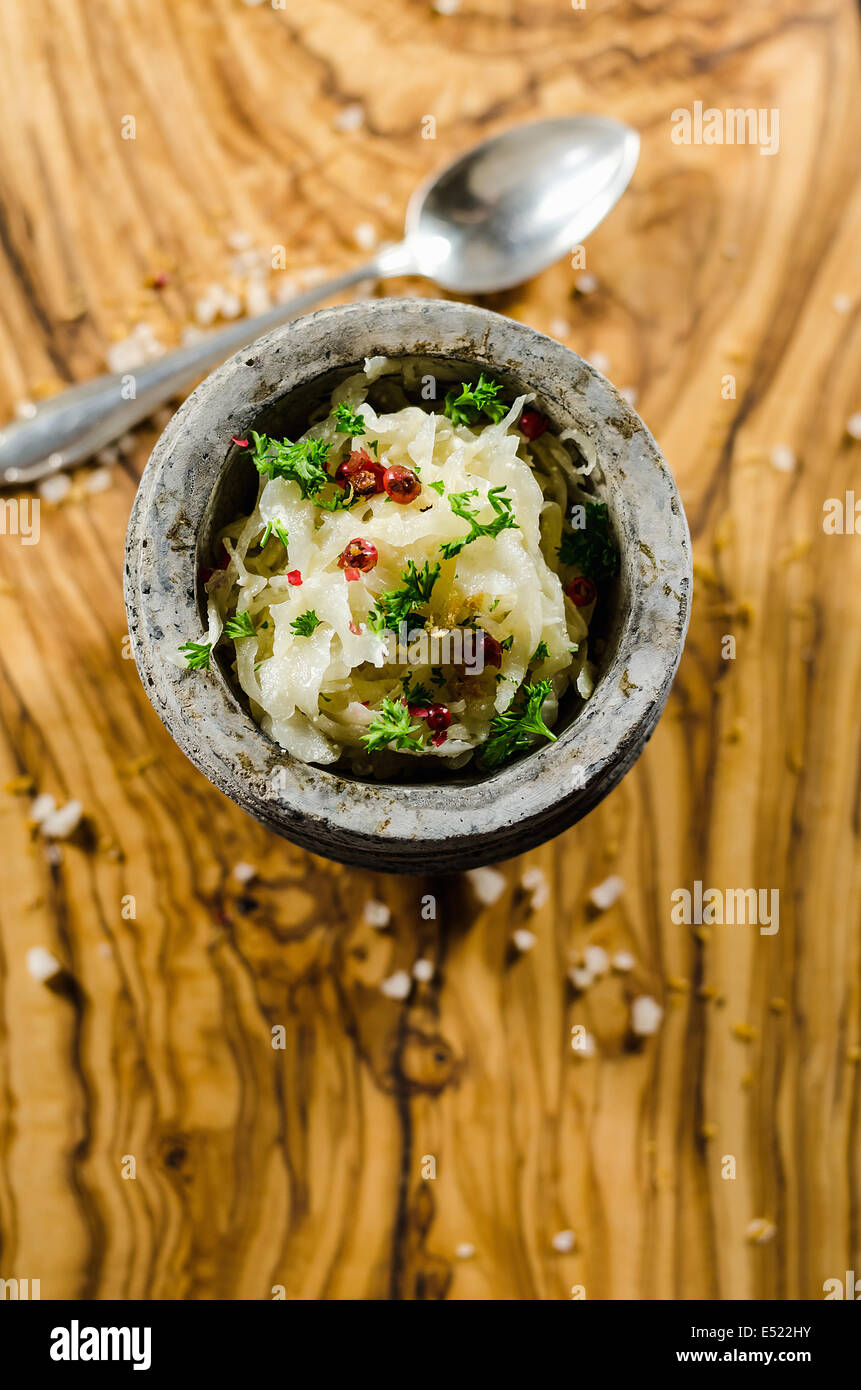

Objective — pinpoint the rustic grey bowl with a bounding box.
[124,299,691,874]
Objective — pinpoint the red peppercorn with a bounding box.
[408,704,431,719]
[348,620,361,635]
[567,576,597,606]
[519,407,548,440]
[431,730,448,748]
[338,538,378,572]
[383,464,421,504]
[344,567,361,582]
[335,449,385,495]
[231,436,249,448]
[426,704,451,733]
[287,570,303,586]
[480,632,503,669]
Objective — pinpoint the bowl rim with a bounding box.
[124,298,691,870]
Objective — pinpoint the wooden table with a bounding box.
[0,0,859,1301]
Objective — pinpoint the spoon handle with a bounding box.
[0,246,414,487]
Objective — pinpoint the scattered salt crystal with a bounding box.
[232,861,257,884]
[353,222,378,252]
[433,0,461,13]
[455,1242,475,1259]
[620,385,639,407]
[770,444,796,473]
[575,271,599,295]
[588,350,610,375]
[227,229,253,251]
[30,793,57,823]
[466,866,506,905]
[568,966,593,991]
[846,412,861,440]
[194,295,219,327]
[381,969,412,1000]
[412,958,434,982]
[98,942,112,958]
[218,289,242,319]
[583,944,609,977]
[745,1218,776,1245]
[512,928,537,953]
[274,277,300,304]
[37,474,71,504]
[833,293,852,314]
[589,875,624,911]
[15,400,37,420]
[44,843,63,866]
[363,899,391,929]
[27,946,64,982]
[40,799,83,839]
[551,1229,576,1253]
[521,865,549,908]
[549,318,570,339]
[181,325,206,347]
[333,102,365,133]
[86,468,113,494]
[95,446,120,467]
[117,433,137,454]
[631,995,663,1036]
[612,950,635,972]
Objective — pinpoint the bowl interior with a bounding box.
[197,353,627,786]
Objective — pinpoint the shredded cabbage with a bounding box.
[204,359,609,774]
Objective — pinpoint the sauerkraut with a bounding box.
[184,358,619,775]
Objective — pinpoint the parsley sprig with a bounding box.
[440,487,519,560]
[558,501,619,580]
[444,373,508,426]
[401,676,434,706]
[362,697,424,753]
[260,518,289,550]
[369,560,441,632]
[478,679,557,771]
[290,610,321,637]
[248,430,331,498]
[179,639,212,670]
[224,611,256,639]
[334,403,366,436]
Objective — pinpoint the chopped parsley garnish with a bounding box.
[430,666,445,687]
[443,373,508,426]
[440,487,518,560]
[334,403,366,436]
[369,560,441,632]
[260,518,289,549]
[428,479,446,496]
[362,697,424,753]
[558,500,619,580]
[530,641,550,663]
[248,430,331,498]
[179,639,212,670]
[224,610,256,639]
[289,609,321,637]
[401,676,434,706]
[500,635,514,651]
[478,679,557,770]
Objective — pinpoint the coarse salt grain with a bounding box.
[745,1218,776,1245]
[381,969,412,1000]
[770,444,796,472]
[575,271,599,295]
[833,293,852,314]
[521,865,549,908]
[194,295,219,327]
[589,875,624,911]
[86,468,113,494]
[455,1241,475,1259]
[846,412,861,440]
[96,446,120,467]
[363,899,391,929]
[512,928,537,953]
[40,799,83,839]
[244,279,272,316]
[583,944,609,977]
[37,474,71,504]
[15,400,37,420]
[353,222,378,252]
[588,350,610,375]
[551,1229,576,1253]
[27,946,64,982]
[30,793,57,823]
[569,966,593,991]
[232,861,257,884]
[620,385,639,407]
[333,102,365,132]
[433,0,461,13]
[466,865,506,905]
[412,958,435,982]
[612,950,635,972]
[549,318,570,340]
[630,995,663,1036]
[218,289,242,319]
[227,229,253,251]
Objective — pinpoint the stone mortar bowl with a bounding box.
[124,299,691,874]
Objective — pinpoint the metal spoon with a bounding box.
[0,115,638,486]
